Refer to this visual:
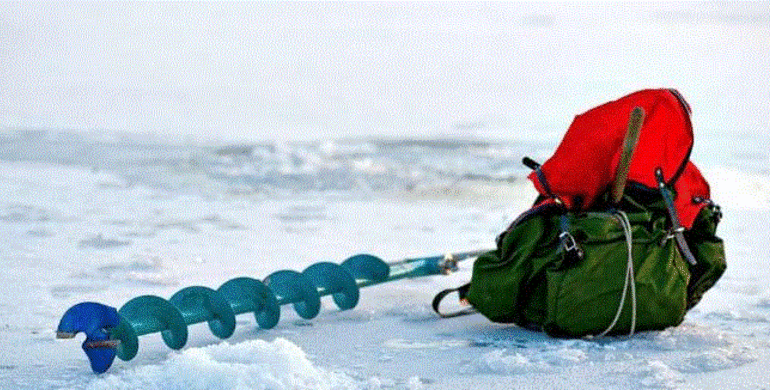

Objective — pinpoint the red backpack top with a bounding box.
[528,89,710,228]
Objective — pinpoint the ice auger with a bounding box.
[56,250,487,373]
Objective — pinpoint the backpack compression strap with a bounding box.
[656,168,698,267]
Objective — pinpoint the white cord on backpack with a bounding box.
[597,210,637,337]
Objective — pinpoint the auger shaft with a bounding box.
[56,250,489,373]
[372,250,488,285]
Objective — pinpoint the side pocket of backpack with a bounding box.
[685,204,727,308]
[466,214,552,324]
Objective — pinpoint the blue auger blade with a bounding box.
[57,249,490,373]
[56,302,121,373]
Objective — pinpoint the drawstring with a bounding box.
[597,210,637,337]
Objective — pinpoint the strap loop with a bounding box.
[432,284,477,318]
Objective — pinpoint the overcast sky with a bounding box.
[1,2,768,142]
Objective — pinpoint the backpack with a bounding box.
[435,89,726,337]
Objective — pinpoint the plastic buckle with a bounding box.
[559,231,584,266]
[559,231,579,252]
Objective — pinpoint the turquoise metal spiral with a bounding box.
[56,250,487,373]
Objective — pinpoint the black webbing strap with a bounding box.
[656,168,698,266]
[432,283,477,318]
[522,157,558,199]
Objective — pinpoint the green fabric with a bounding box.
[685,205,727,309]
[466,196,726,337]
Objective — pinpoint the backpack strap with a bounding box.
[432,283,477,318]
[523,156,569,206]
[656,168,698,266]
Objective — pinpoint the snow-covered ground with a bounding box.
[0,128,767,390]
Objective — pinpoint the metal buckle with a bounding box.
[660,227,684,246]
[84,339,121,349]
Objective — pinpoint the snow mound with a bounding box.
[85,338,360,390]
[638,360,687,389]
[473,350,533,374]
[470,345,589,375]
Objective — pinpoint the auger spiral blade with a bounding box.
[56,250,489,373]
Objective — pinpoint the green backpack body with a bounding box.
[465,192,726,337]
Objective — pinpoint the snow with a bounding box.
[84,339,359,390]
[1,2,769,389]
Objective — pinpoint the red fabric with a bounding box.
[528,89,710,229]
[673,162,710,228]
